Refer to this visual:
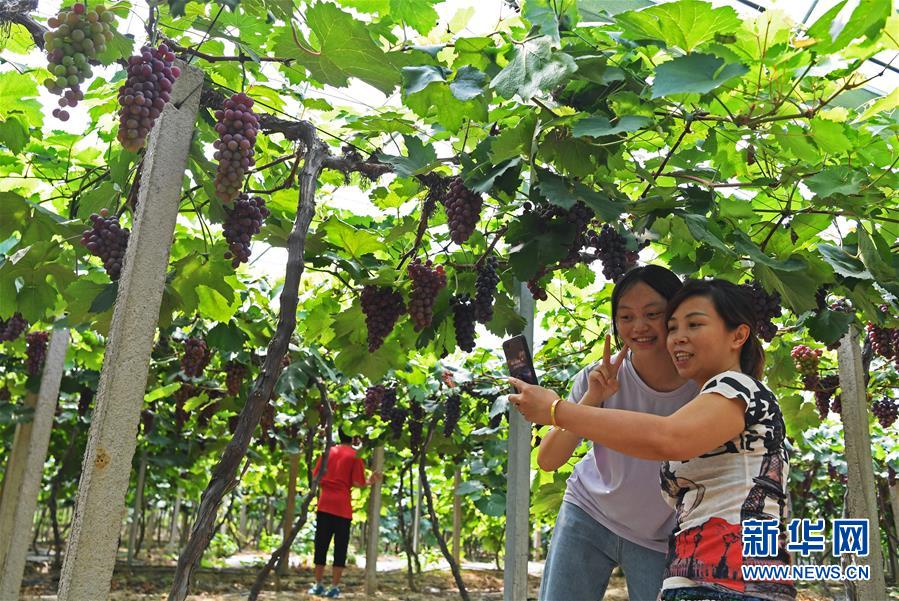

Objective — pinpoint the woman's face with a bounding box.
[614,282,669,355]
[666,295,747,383]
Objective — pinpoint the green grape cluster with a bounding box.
[43,3,115,120]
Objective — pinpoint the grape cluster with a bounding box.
[224,361,247,396]
[866,306,898,362]
[527,267,549,301]
[830,394,842,416]
[443,177,483,244]
[590,225,638,282]
[409,400,424,449]
[116,44,181,151]
[222,194,269,267]
[77,385,94,417]
[180,337,210,378]
[558,202,595,268]
[452,295,477,352]
[740,281,782,342]
[407,259,446,331]
[0,313,28,342]
[43,3,115,121]
[361,285,405,352]
[80,209,130,280]
[791,345,822,378]
[213,92,258,202]
[444,394,461,437]
[364,384,387,417]
[25,332,49,376]
[814,374,839,419]
[379,386,397,422]
[872,397,898,428]
[474,256,499,324]
[388,406,407,439]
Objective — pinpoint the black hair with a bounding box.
[611,265,684,342]
[338,428,352,444]
[664,279,765,379]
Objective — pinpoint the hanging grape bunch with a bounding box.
[872,397,898,428]
[388,406,407,439]
[866,305,899,365]
[443,177,483,244]
[591,224,638,282]
[443,394,462,437]
[407,259,447,331]
[363,384,387,417]
[0,313,28,342]
[25,332,49,376]
[527,267,550,301]
[474,256,499,324]
[452,295,477,352]
[43,3,115,120]
[379,386,397,422]
[116,44,181,152]
[222,194,269,267]
[409,400,424,449]
[815,374,840,420]
[80,209,131,280]
[558,202,595,268]
[180,337,210,378]
[791,345,822,391]
[213,92,259,202]
[740,281,782,342]
[224,361,248,396]
[361,285,405,352]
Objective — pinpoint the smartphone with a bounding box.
[502,334,538,385]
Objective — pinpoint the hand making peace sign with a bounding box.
[581,334,629,407]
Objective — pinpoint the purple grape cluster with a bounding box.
[213,92,258,202]
[740,281,782,342]
[364,384,387,417]
[409,400,424,449]
[224,361,247,396]
[180,337,210,378]
[590,224,638,282]
[361,285,405,352]
[474,256,499,324]
[873,397,898,428]
[443,177,483,244]
[26,331,49,376]
[791,345,822,377]
[814,374,839,419]
[444,393,461,436]
[222,194,269,267]
[452,295,477,352]
[117,44,181,152]
[407,259,446,331]
[0,313,28,342]
[80,209,130,280]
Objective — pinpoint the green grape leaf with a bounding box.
[616,0,741,52]
[651,54,748,98]
[490,37,577,101]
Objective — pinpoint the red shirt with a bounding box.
[313,444,366,519]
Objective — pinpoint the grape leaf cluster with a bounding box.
[117,44,181,151]
[224,361,247,396]
[444,393,461,437]
[474,256,499,324]
[740,281,782,342]
[443,177,483,244]
[43,3,115,120]
[407,259,446,331]
[80,209,130,280]
[873,397,898,428]
[26,332,49,376]
[361,285,405,352]
[213,92,258,202]
[180,337,210,378]
[0,313,28,342]
[222,194,269,267]
[364,384,387,417]
[452,295,477,352]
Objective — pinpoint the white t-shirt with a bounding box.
[563,354,699,552]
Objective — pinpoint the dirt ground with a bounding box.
[18,560,856,601]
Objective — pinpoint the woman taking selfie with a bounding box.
[537,265,699,601]
[512,278,794,601]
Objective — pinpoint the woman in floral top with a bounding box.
[510,279,794,601]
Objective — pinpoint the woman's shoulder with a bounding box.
[701,371,769,395]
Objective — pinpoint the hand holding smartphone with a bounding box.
[502,334,538,386]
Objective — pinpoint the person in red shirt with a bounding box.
[308,429,381,598]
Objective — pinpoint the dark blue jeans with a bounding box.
[540,501,668,601]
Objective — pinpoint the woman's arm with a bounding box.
[536,423,583,471]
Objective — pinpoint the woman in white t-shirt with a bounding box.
[537,265,699,601]
[512,278,795,601]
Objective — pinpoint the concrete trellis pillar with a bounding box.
[364,446,384,596]
[57,61,204,601]
[0,328,69,600]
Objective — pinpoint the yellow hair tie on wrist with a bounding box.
[550,397,563,428]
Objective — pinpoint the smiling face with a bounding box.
[666,295,749,384]
[614,281,669,355]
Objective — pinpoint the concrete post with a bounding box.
[57,61,203,601]
[504,281,534,601]
[364,446,384,596]
[0,329,69,600]
[127,452,148,563]
[837,326,886,600]
[452,469,462,565]
[277,453,299,575]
